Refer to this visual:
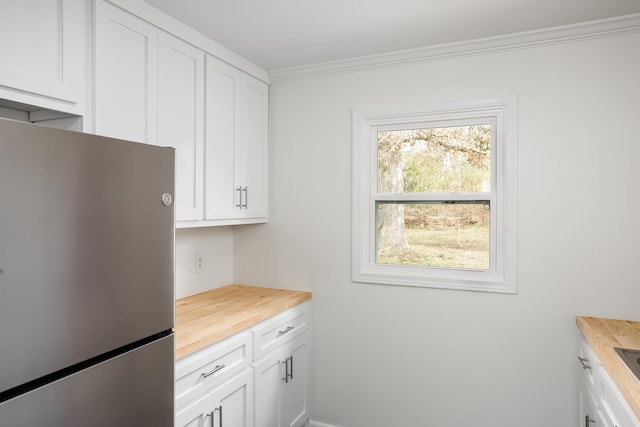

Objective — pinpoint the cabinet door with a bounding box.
[254,333,309,427]
[238,75,268,219]
[282,337,309,427]
[253,350,284,427]
[210,369,254,427]
[177,369,253,427]
[94,0,157,144]
[0,0,84,114]
[579,371,605,427]
[158,32,204,221]
[204,55,241,221]
[204,55,269,223]
[597,364,640,427]
[581,396,605,427]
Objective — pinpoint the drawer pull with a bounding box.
[278,326,294,336]
[202,364,226,378]
[585,415,596,426]
[578,356,591,370]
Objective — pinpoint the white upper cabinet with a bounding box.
[0,0,85,115]
[204,57,240,221]
[238,74,269,220]
[92,0,269,226]
[93,0,158,144]
[157,32,205,221]
[204,55,268,224]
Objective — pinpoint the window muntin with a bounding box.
[352,98,517,293]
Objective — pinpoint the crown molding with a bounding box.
[268,13,640,83]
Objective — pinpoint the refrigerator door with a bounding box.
[0,119,175,393]
[0,334,175,427]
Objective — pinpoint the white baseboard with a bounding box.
[309,420,344,427]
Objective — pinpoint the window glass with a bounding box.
[377,125,492,194]
[375,201,490,269]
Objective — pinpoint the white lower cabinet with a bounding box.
[176,302,311,427]
[254,334,309,427]
[176,332,253,427]
[577,333,640,427]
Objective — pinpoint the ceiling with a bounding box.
[144,0,640,71]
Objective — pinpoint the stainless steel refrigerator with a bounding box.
[0,118,175,426]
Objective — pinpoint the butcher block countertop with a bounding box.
[577,316,640,420]
[175,284,312,360]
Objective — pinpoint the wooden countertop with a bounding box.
[175,284,312,360]
[576,316,640,421]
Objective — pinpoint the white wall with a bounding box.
[233,31,640,427]
[175,227,234,298]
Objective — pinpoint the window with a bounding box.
[352,98,517,293]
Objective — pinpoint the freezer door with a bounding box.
[0,334,174,427]
[0,118,175,392]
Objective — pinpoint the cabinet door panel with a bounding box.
[283,337,309,427]
[254,351,283,427]
[158,32,204,221]
[211,369,254,427]
[205,55,240,220]
[239,76,268,219]
[0,0,83,112]
[94,0,157,144]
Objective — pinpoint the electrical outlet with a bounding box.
[195,252,205,273]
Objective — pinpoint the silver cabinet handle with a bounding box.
[282,355,294,383]
[202,364,225,378]
[214,405,222,427]
[289,355,294,381]
[282,357,288,383]
[585,415,596,426]
[236,187,242,208]
[278,326,294,336]
[242,186,248,208]
[578,356,591,370]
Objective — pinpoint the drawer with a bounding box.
[175,331,252,409]
[253,301,310,361]
[578,333,600,391]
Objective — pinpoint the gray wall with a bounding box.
[232,31,640,427]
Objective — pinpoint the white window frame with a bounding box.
[352,97,517,293]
